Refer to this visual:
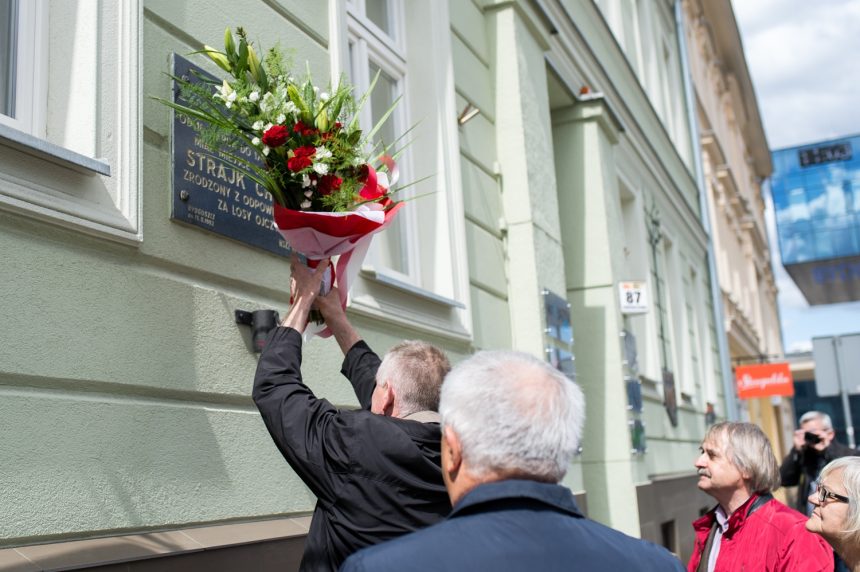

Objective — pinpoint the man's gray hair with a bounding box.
[376,340,450,416]
[705,422,781,494]
[800,410,834,431]
[820,457,860,543]
[439,350,585,483]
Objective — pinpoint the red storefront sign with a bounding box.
[735,363,795,399]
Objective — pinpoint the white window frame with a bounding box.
[0,1,141,244]
[346,0,421,285]
[329,0,472,341]
[0,0,47,135]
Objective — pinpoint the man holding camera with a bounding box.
[780,411,857,516]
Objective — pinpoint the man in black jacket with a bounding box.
[780,410,857,515]
[252,258,451,571]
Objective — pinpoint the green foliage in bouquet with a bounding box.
[156,27,406,212]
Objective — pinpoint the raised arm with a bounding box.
[316,286,361,355]
[317,286,379,409]
[251,258,348,501]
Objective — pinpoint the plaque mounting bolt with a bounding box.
[180,190,190,201]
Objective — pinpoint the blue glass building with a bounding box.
[770,134,860,304]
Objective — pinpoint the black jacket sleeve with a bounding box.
[340,340,382,411]
[780,448,803,486]
[252,327,348,503]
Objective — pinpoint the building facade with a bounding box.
[1,0,732,568]
[681,0,793,465]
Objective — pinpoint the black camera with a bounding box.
[804,431,822,445]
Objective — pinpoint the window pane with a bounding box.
[366,0,392,38]
[368,61,406,274]
[0,0,17,117]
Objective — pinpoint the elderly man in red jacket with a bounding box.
[689,421,834,572]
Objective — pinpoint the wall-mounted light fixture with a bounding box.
[457,102,480,126]
[235,309,280,352]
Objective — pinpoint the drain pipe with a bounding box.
[674,0,739,421]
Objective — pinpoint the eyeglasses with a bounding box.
[813,481,851,505]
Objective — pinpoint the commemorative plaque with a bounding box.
[170,54,291,257]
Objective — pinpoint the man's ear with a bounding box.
[380,382,395,417]
[443,426,463,477]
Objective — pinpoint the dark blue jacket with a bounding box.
[340,479,685,572]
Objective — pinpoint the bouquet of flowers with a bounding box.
[160,27,406,339]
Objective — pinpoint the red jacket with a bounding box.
[687,493,833,572]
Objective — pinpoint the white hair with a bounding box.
[820,457,860,543]
[439,350,585,483]
[800,411,834,431]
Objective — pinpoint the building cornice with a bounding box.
[693,0,771,178]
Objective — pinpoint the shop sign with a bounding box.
[735,363,794,399]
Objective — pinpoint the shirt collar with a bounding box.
[450,479,584,519]
[714,505,730,532]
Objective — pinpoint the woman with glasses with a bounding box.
[807,456,860,571]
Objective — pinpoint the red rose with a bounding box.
[318,174,343,196]
[292,121,317,137]
[286,146,316,172]
[262,125,289,148]
[287,156,312,171]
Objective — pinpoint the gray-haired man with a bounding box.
[253,258,451,571]
[780,411,857,516]
[341,350,684,571]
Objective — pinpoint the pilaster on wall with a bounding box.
[487,4,566,357]
[552,97,642,536]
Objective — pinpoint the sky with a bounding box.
[731,0,860,353]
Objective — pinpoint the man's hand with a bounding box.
[792,429,806,452]
[316,286,361,355]
[281,255,330,333]
[315,286,346,321]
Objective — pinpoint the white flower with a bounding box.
[249,91,260,102]
[312,162,329,175]
[225,101,233,109]
[284,101,298,114]
[251,137,260,146]
[301,174,311,188]
[320,92,329,101]
[252,120,264,131]
[300,200,312,209]
[304,190,313,198]
[227,91,237,102]
[314,146,333,160]
[263,146,270,156]
[218,80,233,100]
[276,113,286,124]
[264,123,273,131]
[313,86,319,94]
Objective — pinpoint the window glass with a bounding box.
[0,0,17,118]
[365,0,392,38]
[368,60,406,274]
